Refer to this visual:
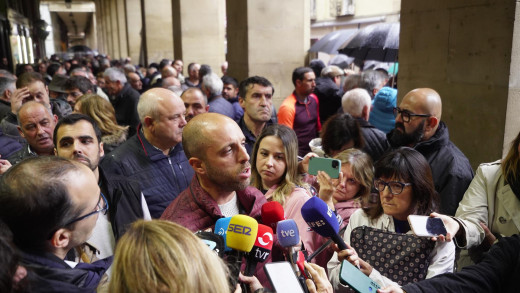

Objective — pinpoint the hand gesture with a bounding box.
[317,170,343,208]
[11,87,31,113]
[305,262,333,293]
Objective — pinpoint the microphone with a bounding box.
[301,197,347,250]
[196,231,225,258]
[276,219,301,273]
[261,201,285,231]
[226,214,259,253]
[214,217,232,252]
[245,224,274,276]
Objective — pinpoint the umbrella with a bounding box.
[328,54,355,69]
[339,22,400,62]
[309,29,358,54]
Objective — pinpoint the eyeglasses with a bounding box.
[64,192,109,226]
[373,178,411,195]
[393,107,431,123]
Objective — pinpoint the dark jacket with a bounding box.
[314,77,343,124]
[402,234,520,293]
[229,96,244,121]
[0,128,23,157]
[7,144,36,166]
[100,126,193,218]
[99,167,144,240]
[389,122,474,215]
[208,94,236,119]
[0,99,10,120]
[110,83,140,137]
[237,116,274,158]
[160,175,267,232]
[21,251,112,293]
[356,118,389,162]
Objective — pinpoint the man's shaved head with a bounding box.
[183,113,234,160]
[402,88,442,121]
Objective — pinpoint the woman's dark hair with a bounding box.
[320,113,364,157]
[364,147,439,219]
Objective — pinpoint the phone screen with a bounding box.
[339,260,380,293]
[264,262,305,293]
[408,215,447,237]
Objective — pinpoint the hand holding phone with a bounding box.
[408,215,447,237]
[308,157,341,179]
[339,260,380,293]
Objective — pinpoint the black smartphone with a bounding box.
[308,157,341,179]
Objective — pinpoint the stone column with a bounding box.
[226,0,311,107]
[142,0,174,63]
[124,0,142,63]
[399,0,517,168]
[172,0,226,72]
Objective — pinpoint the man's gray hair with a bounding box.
[17,101,53,126]
[360,70,387,98]
[342,88,372,118]
[202,72,223,95]
[104,67,127,84]
[0,76,16,97]
[321,65,344,78]
[137,92,160,124]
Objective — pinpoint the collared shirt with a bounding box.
[237,116,274,158]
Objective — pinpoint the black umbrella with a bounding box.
[339,22,399,62]
[309,29,358,54]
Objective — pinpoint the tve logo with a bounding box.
[228,223,252,236]
[279,229,295,237]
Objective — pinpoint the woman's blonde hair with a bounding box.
[76,93,128,136]
[109,220,231,293]
[251,124,309,206]
[334,148,374,204]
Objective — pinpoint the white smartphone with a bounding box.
[264,261,305,293]
[408,215,447,237]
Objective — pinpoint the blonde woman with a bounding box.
[109,220,231,293]
[74,94,128,153]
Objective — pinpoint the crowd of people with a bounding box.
[0,53,518,293]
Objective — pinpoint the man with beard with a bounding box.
[161,113,266,231]
[237,76,275,157]
[54,114,150,263]
[387,88,473,215]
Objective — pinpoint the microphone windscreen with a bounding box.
[196,231,225,258]
[215,217,232,252]
[261,201,285,230]
[249,224,274,266]
[226,215,258,252]
[301,196,339,238]
[276,219,300,247]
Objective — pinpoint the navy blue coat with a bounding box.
[101,126,193,218]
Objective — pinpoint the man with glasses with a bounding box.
[54,113,150,264]
[386,88,473,216]
[0,156,112,291]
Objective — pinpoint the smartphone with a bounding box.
[408,215,447,237]
[264,261,305,293]
[308,157,341,179]
[339,260,380,293]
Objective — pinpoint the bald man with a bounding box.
[387,88,473,215]
[161,113,266,231]
[101,88,194,218]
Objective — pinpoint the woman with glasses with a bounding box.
[327,147,455,291]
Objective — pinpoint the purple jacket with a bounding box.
[160,175,267,231]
